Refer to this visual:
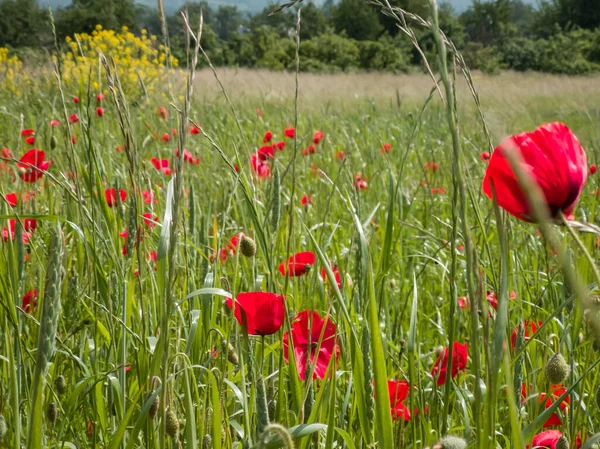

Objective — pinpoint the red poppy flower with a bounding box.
[335,151,346,161]
[263,131,273,143]
[590,164,597,175]
[431,341,468,385]
[71,136,77,144]
[158,107,168,120]
[147,251,158,261]
[522,384,569,428]
[151,158,171,176]
[6,193,17,207]
[96,92,104,102]
[21,129,35,137]
[354,174,368,191]
[480,152,491,161]
[257,145,274,160]
[283,310,337,380]
[171,128,177,136]
[18,149,50,182]
[73,97,79,104]
[250,154,270,178]
[22,289,37,313]
[275,141,285,151]
[3,219,31,243]
[160,133,170,142]
[425,161,439,172]
[278,251,315,276]
[225,292,285,335]
[175,148,196,164]
[486,290,517,311]
[527,430,565,449]
[381,143,392,154]
[430,187,445,195]
[68,113,80,124]
[49,120,61,127]
[511,319,541,348]
[301,194,312,206]
[105,188,127,207]
[142,213,158,229]
[321,265,341,288]
[483,122,587,221]
[142,190,157,204]
[458,296,469,309]
[96,107,104,117]
[313,131,324,145]
[302,145,317,157]
[23,218,37,232]
[387,380,411,421]
[256,108,264,118]
[218,234,240,262]
[284,127,295,139]
[24,136,35,145]
[190,126,201,135]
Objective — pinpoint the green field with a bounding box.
[2,13,600,449]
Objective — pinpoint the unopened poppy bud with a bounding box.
[47,402,58,423]
[545,353,570,384]
[55,375,67,394]
[556,436,569,449]
[434,436,467,449]
[239,234,257,258]
[203,434,212,449]
[435,346,445,357]
[222,341,239,365]
[0,415,7,440]
[165,409,179,438]
[50,135,57,149]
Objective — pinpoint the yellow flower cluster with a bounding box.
[61,25,178,97]
[0,47,25,94]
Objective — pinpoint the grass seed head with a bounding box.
[54,375,67,395]
[545,353,570,384]
[165,409,179,438]
[47,402,58,423]
[202,434,212,449]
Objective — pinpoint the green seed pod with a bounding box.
[202,434,212,449]
[239,234,257,258]
[545,353,570,384]
[50,135,58,150]
[165,409,179,438]
[47,402,58,423]
[55,375,67,395]
[555,436,569,449]
[436,436,467,449]
[0,415,7,440]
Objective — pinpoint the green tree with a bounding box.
[460,0,511,45]
[332,0,383,41]
[535,0,600,36]
[0,0,49,48]
[297,2,329,40]
[215,6,243,41]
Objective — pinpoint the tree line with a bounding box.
[1,0,600,74]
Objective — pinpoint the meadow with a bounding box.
[2,8,600,449]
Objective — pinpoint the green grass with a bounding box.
[2,14,600,449]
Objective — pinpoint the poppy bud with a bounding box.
[435,346,445,357]
[545,353,570,384]
[239,234,257,258]
[165,409,179,438]
[434,436,467,449]
[47,402,58,423]
[556,436,569,449]
[222,340,239,365]
[55,375,67,394]
[203,434,212,449]
[0,415,7,440]
[50,135,58,150]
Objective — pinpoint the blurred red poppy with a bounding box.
[335,151,346,161]
[284,127,295,139]
[105,188,126,207]
[263,131,273,143]
[158,107,168,120]
[590,164,597,175]
[160,133,170,142]
[381,143,391,154]
[68,113,80,124]
[21,129,34,137]
[425,161,439,172]
[96,107,104,117]
[431,341,468,385]
[430,187,445,195]
[142,190,157,204]
[96,92,105,102]
[225,292,285,335]
[527,430,565,449]
[480,152,491,161]
[278,251,315,276]
[71,136,77,144]
[275,141,285,151]
[301,194,312,206]
[176,148,196,164]
[142,213,159,229]
[387,380,411,421]
[321,265,341,288]
[302,145,317,157]
[151,158,171,176]
[511,319,541,348]
[257,145,274,160]
[6,193,17,207]
[483,122,587,221]
[49,120,61,127]
[486,290,517,310]
[18,149,50,182]
[3,219,32,243]
[354,173,368,191]
[283,310,337,380]
[73,97,79,104]
[25,137,35,145]
[313,130,324,144]
[251,154,270,178]
[22,289,37,313]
